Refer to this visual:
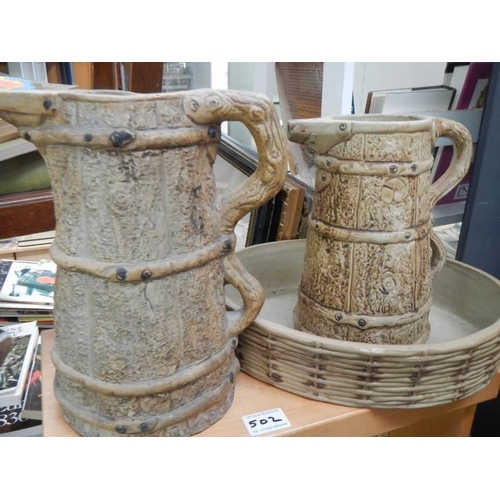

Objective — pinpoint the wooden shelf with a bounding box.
[41,330,500,437]
[0,188,55,240]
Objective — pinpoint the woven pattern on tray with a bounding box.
[236,322,500,409]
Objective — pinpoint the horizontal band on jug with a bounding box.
[308,218,432,244]
[50,234,236,282]
[297,290,433,329]
[54,371,235,435]
[20,124,220,150]
[315,157,434,176]
[51,337,235,397]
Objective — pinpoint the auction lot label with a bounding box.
[242,408,291,436]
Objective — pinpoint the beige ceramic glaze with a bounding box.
[0,88,287,436]
[227,240,500,408]
[288,115,473,344]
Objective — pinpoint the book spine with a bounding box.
[456,63,493,110]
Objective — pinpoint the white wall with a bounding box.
[186,62,212,89]
[227,63,255,146]
[353,62,447,113]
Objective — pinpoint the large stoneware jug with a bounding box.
[0,87,286,436]
[288,115,472,344]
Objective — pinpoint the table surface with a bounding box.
[41,330,500,437]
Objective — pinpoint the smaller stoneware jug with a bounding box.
[0,87,287,436]
[288,114,472,344]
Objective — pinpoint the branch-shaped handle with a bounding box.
[430,118,473,208]
[428,118,473,277]
[184,89,287,339]
[184,89,287,234]
[223,253,264,339]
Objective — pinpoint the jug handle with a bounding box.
[429,118,473,209]
[429,118,473,276]
[184,89,287,234]
[184,89,287,338]
[223,253,265,339]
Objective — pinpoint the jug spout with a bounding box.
[287,117,354,155]
[0,90,60,128]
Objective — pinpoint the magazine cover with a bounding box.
[0,259,56,304]
[16,260,56,295]
[0,322,39,408]
[0,402,42,437]
[21,338,42,420]
[0,329,12,366]
[0,74,46,91]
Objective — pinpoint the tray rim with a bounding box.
[232,239,500,357]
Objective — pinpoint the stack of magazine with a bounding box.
[0,259,56,329]
[0,321,42,436]
[0,257,54,436]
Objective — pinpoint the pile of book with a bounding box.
[0,321,42,436]
[0,258,55,436]
[0,258,56,329]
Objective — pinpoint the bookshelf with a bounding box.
[0,188,56,241]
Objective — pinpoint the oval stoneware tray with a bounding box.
[226,240,500,409]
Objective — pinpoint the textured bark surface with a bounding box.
[288,115,472,345]
[0,88,286,436]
